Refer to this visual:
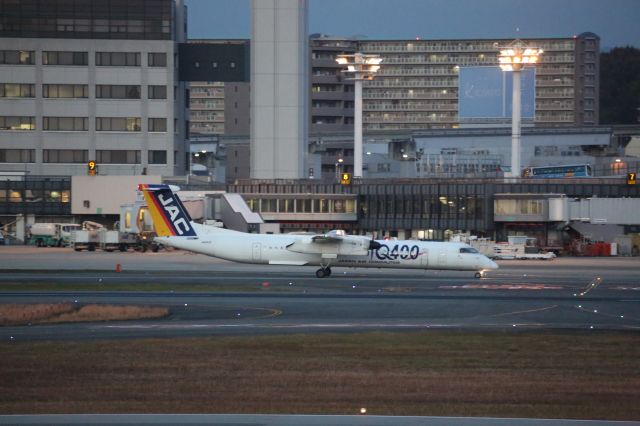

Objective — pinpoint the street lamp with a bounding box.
[497,40,542,178]
[335,157,344,181]
[336,53,382,179]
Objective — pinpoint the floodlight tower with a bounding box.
[498,40,542,178]
[335,53,382,179]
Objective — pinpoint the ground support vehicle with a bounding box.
[30,223,81,247]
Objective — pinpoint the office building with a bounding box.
[0,0,188,177]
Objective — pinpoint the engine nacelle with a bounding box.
[287,235,376,256]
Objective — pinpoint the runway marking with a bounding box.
[95,322,551,330]
[383,287,414,293]
[439,284,564,290]
[173,304,283,320]
[488,305,559,318]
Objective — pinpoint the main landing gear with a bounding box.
[316,266,332,278]
[474,271,484,279]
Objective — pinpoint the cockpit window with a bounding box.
[459,247,479,254]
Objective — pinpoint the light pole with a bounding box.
[336,53,382,179]
[498,40,542,178]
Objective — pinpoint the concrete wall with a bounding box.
[569,198,640,225]
[250,0,308,179]
[71,175,161,215]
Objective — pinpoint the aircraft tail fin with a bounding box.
[138,184,197,237]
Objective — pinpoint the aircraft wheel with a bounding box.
[315,268,327,278]
[474,272,482,279]
[325,267,332,277]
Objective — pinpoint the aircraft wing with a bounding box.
[311,229,347,243]
[288,230,380,256]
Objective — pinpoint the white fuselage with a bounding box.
[156,224,498,272]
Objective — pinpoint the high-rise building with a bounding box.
[311,33,600,132]
[0,0,187,176]
[250,0,308,179]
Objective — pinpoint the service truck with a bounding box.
[29,223,81,247]
[71,221,103,251]
[120,200,161,252]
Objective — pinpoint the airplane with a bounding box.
[139,184,498,278]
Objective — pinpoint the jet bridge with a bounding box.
[219,193,273,233]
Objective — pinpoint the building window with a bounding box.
[0,50,34,65]
[43,149,88,163]
[0,83,35,97]
[42,51,88,65]
[148,118,167,132]
[0,116,35,130]
[377,163,391,172]
[43,84,88,98]
[148,85,167,99]
[96,150,141,164]
[0,149,35,162]
[95,52,140,66]
[96,85,141,99]
[96,117,141,132]
[43,117,88,131]
[148,150,167,164]
[148,52,167,67]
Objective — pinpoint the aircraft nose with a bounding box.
[484,257,499,270]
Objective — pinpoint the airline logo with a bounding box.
[138,184,197,237]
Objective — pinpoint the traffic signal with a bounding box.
[340,172,351,185]
[627,172,637,185]
[87,160,97,176]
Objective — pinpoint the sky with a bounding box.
[185,0,640,50]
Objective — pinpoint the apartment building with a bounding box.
[189,81,250,137]
[0,0,188,176]
[311,33,600,132]
[182,39,250,138]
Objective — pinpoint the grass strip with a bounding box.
[0,303,169,326]
[0,282,274,293]
[0,331,638,419]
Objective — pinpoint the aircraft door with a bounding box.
[252,242,261,262]
[420,248,429,267]
[437,250,447,268]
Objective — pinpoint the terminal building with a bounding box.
[3,173,639,255]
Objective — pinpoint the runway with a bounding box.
[1,248,639,341]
